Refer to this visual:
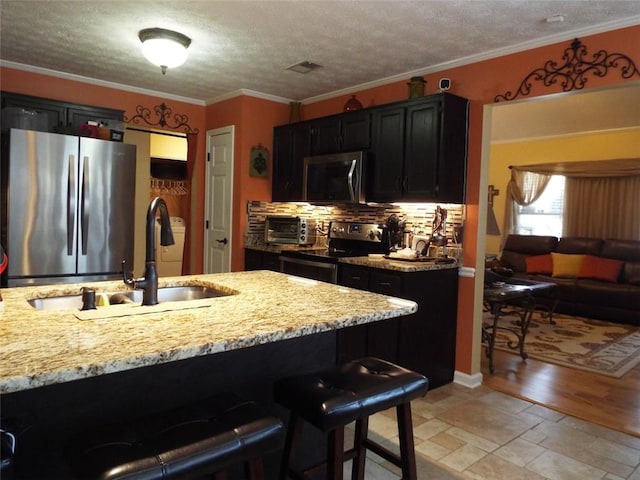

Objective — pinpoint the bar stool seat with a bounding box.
[274,357,429,480]
[66,392,284,480]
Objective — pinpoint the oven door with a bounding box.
[279,255,338,284]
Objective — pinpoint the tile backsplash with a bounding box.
[245,201,465,249]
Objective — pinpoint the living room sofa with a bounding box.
[492,235,640,326]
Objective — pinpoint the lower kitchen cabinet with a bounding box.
[244,249,280,272]
[337,264,458,388]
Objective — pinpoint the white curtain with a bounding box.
[503,168,552,242]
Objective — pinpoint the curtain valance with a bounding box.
[510,158,640,177]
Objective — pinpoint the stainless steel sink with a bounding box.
[122,286,229,303]
[28,286,231,311]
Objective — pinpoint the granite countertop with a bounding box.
[245,244,460,273]
[0,271,417,394]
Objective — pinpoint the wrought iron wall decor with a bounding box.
[495,38,640,102]
[124,102,199,134]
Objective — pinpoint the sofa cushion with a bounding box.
[578,255,624,283]
[500,251,528,273]
[551,253,585,278]
[574,279,640,311]
[525,254,553,274]
[600,239,640,262]
[557,237,603,255]
[503,235,558,255]
[623,262,640,286]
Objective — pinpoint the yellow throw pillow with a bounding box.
[551,253,585,278]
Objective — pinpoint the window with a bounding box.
[515,175,565,237]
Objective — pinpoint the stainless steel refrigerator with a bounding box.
[2,128,136,286]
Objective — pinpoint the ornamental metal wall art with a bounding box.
[494,38,640,102]
[124,103,199,134]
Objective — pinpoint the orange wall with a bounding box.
[205,96,289,271]
[2,25,638,375]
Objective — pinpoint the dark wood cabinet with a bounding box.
[337,263,458,388]
[244,249,280,272]
[1,92,124,135]
[310,110,370,155]
[369,93,469,203]
[272,122,310,201]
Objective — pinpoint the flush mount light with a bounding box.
[139,28,191,75]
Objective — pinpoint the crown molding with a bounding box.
[205,88,292,106]
[0,60,206,106]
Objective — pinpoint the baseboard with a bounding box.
[453,370,483,388]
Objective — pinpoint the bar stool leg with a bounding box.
[280,413,303,480]
[351,417,368,480]
[396,403,418,480]
[327,426,345,480]
[245,457,265,480]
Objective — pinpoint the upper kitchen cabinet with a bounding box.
[368,93,469,203]
[272,121,311,201]
[1,92,124,135]
[309,110,371,155]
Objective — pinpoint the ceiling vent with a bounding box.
[286,61,322,74]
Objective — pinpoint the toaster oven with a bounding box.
[265,216,316,245]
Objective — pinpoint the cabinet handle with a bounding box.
[403,177,408,191]
[351,276,361,280]
[379,282,392,287]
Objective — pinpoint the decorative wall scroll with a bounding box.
[494,38,640,102]
[250,145,269,178]
[124,102,199,134]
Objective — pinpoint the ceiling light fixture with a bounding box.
[139,28,191,75]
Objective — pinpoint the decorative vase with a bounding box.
[343,95,363,112]
[407,76,426,99]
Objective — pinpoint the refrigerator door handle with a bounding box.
[67,154,76,255]
[81,156,90,255]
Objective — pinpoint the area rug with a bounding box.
[490,313,640,378]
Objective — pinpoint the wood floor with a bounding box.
[481,347,640,438]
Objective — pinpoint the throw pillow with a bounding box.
[551,253,585,278]
[578,255,624,283]
[525,254,553,274]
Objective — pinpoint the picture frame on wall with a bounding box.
[249,145,268,178]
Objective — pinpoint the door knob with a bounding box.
[216,238,228,245]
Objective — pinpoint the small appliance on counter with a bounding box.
[265,216,316,246]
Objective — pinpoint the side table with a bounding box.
[482,284,536,374]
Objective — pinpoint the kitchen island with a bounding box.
[0,270,417,478]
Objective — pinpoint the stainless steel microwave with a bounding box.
[303,151,366,204]
[265,216,316,245]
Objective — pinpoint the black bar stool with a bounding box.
[65,392,284,480]
[274,357,429,480]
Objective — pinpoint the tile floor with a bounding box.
[350,383,640,479]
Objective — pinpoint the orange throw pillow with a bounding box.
[525,254,553,274]
[551,253,585,278]
[578,255,624,283]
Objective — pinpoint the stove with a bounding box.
[279,221,388,283]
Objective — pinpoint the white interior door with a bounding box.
[204,126,234,273]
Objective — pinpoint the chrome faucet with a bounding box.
[122,197,175,306]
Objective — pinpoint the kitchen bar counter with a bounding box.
[0,271,417,394]
[244,244,460,273]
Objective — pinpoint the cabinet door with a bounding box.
[437,94,469,203]
[1,92,66,133]
[310,117,341,155]
[341,111,371,152]
[338,264,370,290]
[403,100,440,200]
[272,122,310,201]
[369,106,405,202]
[262,252,281,272]
[244,249,263,271]
[67,105,124,134]
[272,125,293,201]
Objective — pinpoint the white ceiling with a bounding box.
[1,1,639,105]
